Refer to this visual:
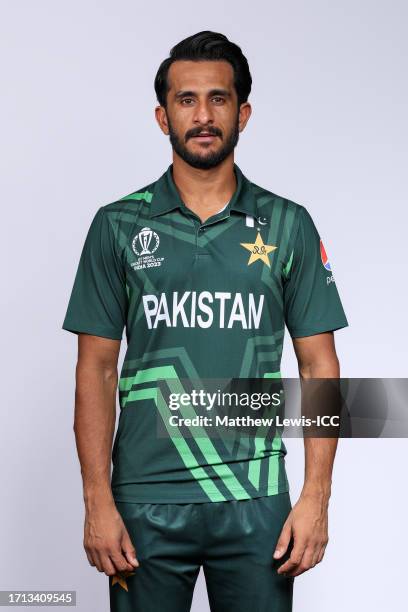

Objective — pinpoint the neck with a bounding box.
[171,153,236,213]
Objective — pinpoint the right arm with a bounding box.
[74,333,139,576]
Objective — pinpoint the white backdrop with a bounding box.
[1,1,407,610]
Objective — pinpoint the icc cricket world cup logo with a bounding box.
[132,227,160,256]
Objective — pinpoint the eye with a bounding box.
[212,96,225,104]
[181,98,194,105]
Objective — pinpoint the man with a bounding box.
[62,31,348,612]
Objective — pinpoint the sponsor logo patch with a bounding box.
[320,239,331,271]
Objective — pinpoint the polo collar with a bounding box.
[148,163,259,219]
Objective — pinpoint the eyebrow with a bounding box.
[174,89,231,99]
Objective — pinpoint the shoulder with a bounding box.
[248,178,309,231]
[99,179,157,218]
[87,179,158,248]
[98,181,157,238]
[244,177,322,263]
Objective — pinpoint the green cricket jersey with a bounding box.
[62,163,348,503]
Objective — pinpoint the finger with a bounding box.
[273,520,292,559]
[92,549,116,575]
[313,544,326,565]
[124,550,139,568]
[288,546,316,577]
[121,531,139,567]
[90,550,104,573]
[317,542,328,564]
[84,537,96,567]
[99,552,118,576]
[289,563,308,578]
[85,549,95,567]
[311,551,320,567]
[87,547,102,570]
[110,551,135,573]
[277,541,306,575]
[277,556,300,575]
[288,540,326,577]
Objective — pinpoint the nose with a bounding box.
[193,100,214,126]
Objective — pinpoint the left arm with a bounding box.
[274,331,340,577]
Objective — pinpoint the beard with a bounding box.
[167,114,240,170]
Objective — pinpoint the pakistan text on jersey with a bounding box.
[142,291,265,329]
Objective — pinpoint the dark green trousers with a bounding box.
[109,493,293,612]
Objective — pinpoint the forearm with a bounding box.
[302,437,337,505]
[74,358,118,511]
[300,350,340,503]
[274,336,342,575]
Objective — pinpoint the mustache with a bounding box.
[185,127,223,141]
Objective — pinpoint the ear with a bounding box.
[238,102,252,133]
[155,105,170,135]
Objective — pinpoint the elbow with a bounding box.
[298,355,340,379]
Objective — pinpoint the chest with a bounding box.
[125,212,285,294]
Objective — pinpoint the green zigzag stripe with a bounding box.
[164,376,251,501]
[128,386,226,502]
[246,370,283,490]
[120,365,251,501]
[120,190,153,203]
[120,364,283,500]
[283,250,294,278]
[239,334,282,377]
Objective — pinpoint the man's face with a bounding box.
[156,60,251,170]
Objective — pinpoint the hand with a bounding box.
[273,493,329,577]
[84,501,139,576]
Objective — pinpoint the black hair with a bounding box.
[154,31,252,108]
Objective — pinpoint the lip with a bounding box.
[191,134,217,142]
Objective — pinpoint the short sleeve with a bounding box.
[283,206,348,338]
[62,207,127,340]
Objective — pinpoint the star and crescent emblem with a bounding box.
[240,232,277,267]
